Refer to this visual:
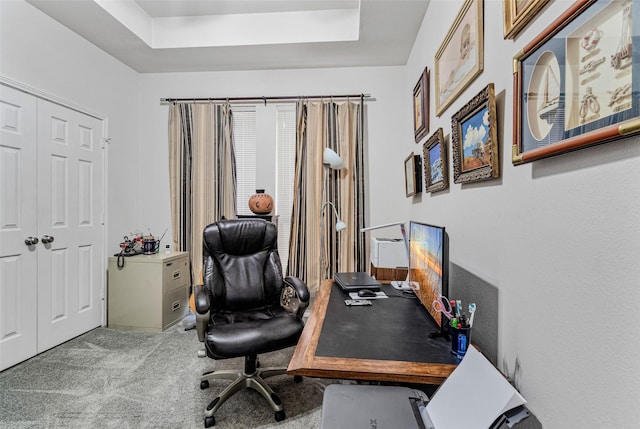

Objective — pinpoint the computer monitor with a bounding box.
[408,221,449,334]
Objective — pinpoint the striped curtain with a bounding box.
[287,99,366,294]
[168,103,237,284]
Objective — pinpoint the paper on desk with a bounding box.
[348,291,388,299]
[426,345,526,429]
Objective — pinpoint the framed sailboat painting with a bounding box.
[513,0,640,164]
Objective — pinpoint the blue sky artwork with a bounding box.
[462,106,489,159]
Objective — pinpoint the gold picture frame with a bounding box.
[503,0,550,39]
[513,0,640,165]
[413,67,429,143]
[435,0,484,116]
[451,83,499,184]
[423,128,449,193]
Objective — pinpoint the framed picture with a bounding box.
[513,0,640,165]
[413,67,430,142]
[503,0,550,39]
[435,0,484,116]
[404,153,422,197]
[451,83,499,183]
[423,128,449,193]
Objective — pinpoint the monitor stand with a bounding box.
[391,276,419,291]
[391,280,412,291]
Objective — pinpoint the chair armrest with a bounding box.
[284,276,310,318]
[193,284,210,314]
[192,284,210,342]
[284,276,309,303]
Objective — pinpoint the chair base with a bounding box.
[200,355,289,427]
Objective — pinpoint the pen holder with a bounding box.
[450,326,471,362]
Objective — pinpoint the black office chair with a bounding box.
[192,218,309,427]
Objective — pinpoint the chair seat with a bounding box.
[205,312,304,359]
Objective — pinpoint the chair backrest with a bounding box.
[202,219,283,311]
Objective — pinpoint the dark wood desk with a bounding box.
[287,280,457,384]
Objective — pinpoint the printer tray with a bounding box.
[320,384,428,429]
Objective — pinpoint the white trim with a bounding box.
[0,76,107,124]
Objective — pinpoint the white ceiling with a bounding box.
[25,0,429,73]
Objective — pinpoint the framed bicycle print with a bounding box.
[513,0,640,165]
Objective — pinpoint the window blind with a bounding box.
[232,106,257,215]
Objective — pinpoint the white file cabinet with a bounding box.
[108,252,190,332]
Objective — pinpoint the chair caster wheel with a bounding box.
[294,375,303,383]
[204,416,215,427]
[275,410,285,422]
[200,380,210,389]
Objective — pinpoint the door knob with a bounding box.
[41,235,55,244]
[25,236,39,246]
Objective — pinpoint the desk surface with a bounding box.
[287,280,457,384]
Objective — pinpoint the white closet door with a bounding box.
[36,99,103,352]
[0,85,38,371]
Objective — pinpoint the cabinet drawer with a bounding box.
[163,256,189,293]
[163,286,188,330]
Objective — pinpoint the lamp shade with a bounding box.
[335,220,347,232]
[323,147,346,170]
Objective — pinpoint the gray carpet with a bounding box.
[0,324,329,429]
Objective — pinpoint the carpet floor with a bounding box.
[0,324,330,429]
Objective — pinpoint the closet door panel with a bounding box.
[0,85,38,371]
[36,99,103,352]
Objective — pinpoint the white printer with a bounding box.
[371,237,407,269]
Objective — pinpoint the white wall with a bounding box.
[5,0,640,426]
[406,1,640,427]
[137,67,411,248]
[0,0,141,260]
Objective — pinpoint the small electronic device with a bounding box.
[334,272,381,292]
[357,289,377,298]
[344,299,372,306]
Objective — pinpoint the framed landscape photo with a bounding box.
[404,153,422,197]
[435,0,484,116]
[413,67,430,142]
[503,0,550,39]
[451,83,499,183]
[513,0,640,165]
[423,128,449,193]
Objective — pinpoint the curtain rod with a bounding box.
[160,93,372,105]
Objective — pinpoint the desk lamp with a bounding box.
[320,148,347,288]
[360,221,412,291]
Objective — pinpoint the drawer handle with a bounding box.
[173,271,181,279]
[165,262,173,267]
[172,301,181,311]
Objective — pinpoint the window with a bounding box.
[231,104,296,272]
[232,106,257,215]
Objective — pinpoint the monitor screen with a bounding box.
[409,221,449,331]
